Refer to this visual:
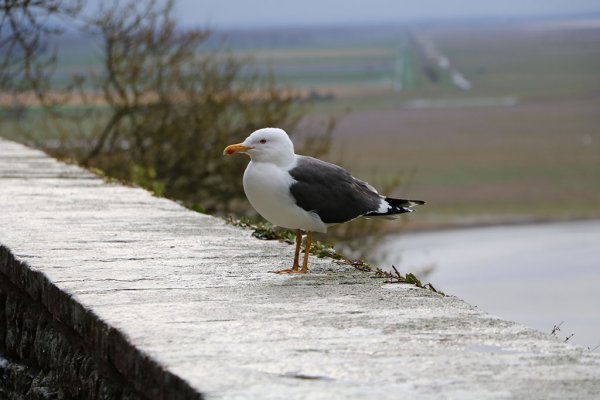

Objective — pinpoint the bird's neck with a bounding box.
[250,152,296,167]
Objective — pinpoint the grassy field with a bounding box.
[2,18,599,230]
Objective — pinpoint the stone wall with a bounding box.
[1,138,600,399]
[0,246,200,400]
[0,251,141,399]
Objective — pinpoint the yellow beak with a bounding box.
[223,143,254,155]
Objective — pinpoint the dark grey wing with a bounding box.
[288,156,382,224]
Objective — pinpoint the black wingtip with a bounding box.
[384,198,426,209]
[363,197,426,218]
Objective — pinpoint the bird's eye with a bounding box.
[259,139,267,144]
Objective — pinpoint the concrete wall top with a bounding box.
[1,138,599,399]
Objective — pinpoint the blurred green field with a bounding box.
[241,22,600,103]
[2,18,599,229]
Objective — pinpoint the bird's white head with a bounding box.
[223,127,296,166]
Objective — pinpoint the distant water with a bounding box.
[377,221,600,348]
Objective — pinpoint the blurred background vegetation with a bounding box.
[1,0,599,260]
[0,0,332,214]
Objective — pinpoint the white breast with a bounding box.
[243,161,327,233]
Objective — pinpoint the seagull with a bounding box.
[223,128,425,274]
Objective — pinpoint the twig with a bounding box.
[588,343,600,353]
[564,334,574,343]
[551,321,564,336]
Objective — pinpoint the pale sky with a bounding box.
[174,0,600,29]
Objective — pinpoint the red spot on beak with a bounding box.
[223,143,253,156]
